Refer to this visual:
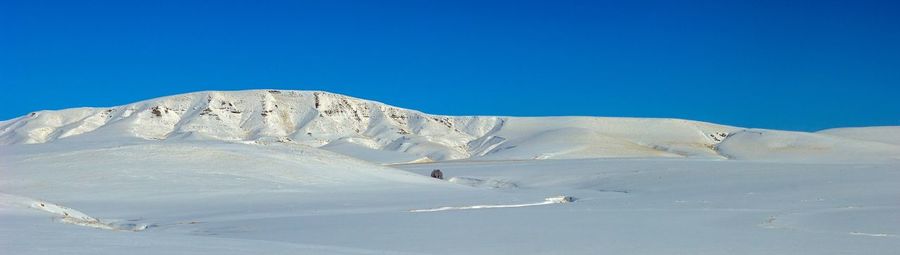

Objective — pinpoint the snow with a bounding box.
[1,89,899,254]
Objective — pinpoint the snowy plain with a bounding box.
[1,90,899,254]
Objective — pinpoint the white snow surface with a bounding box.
[1,89,900,254]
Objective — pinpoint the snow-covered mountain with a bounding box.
[3,89,900,255]
[1,89,898,162]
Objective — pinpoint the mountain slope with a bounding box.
[717,129,900,162]
[817,126,900,146]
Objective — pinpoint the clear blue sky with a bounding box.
[2,0,898,131]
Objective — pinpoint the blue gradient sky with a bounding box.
[2,0,898,131]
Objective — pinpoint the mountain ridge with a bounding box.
[3,89,897,162]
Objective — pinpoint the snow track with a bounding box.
[410,196,573,212]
